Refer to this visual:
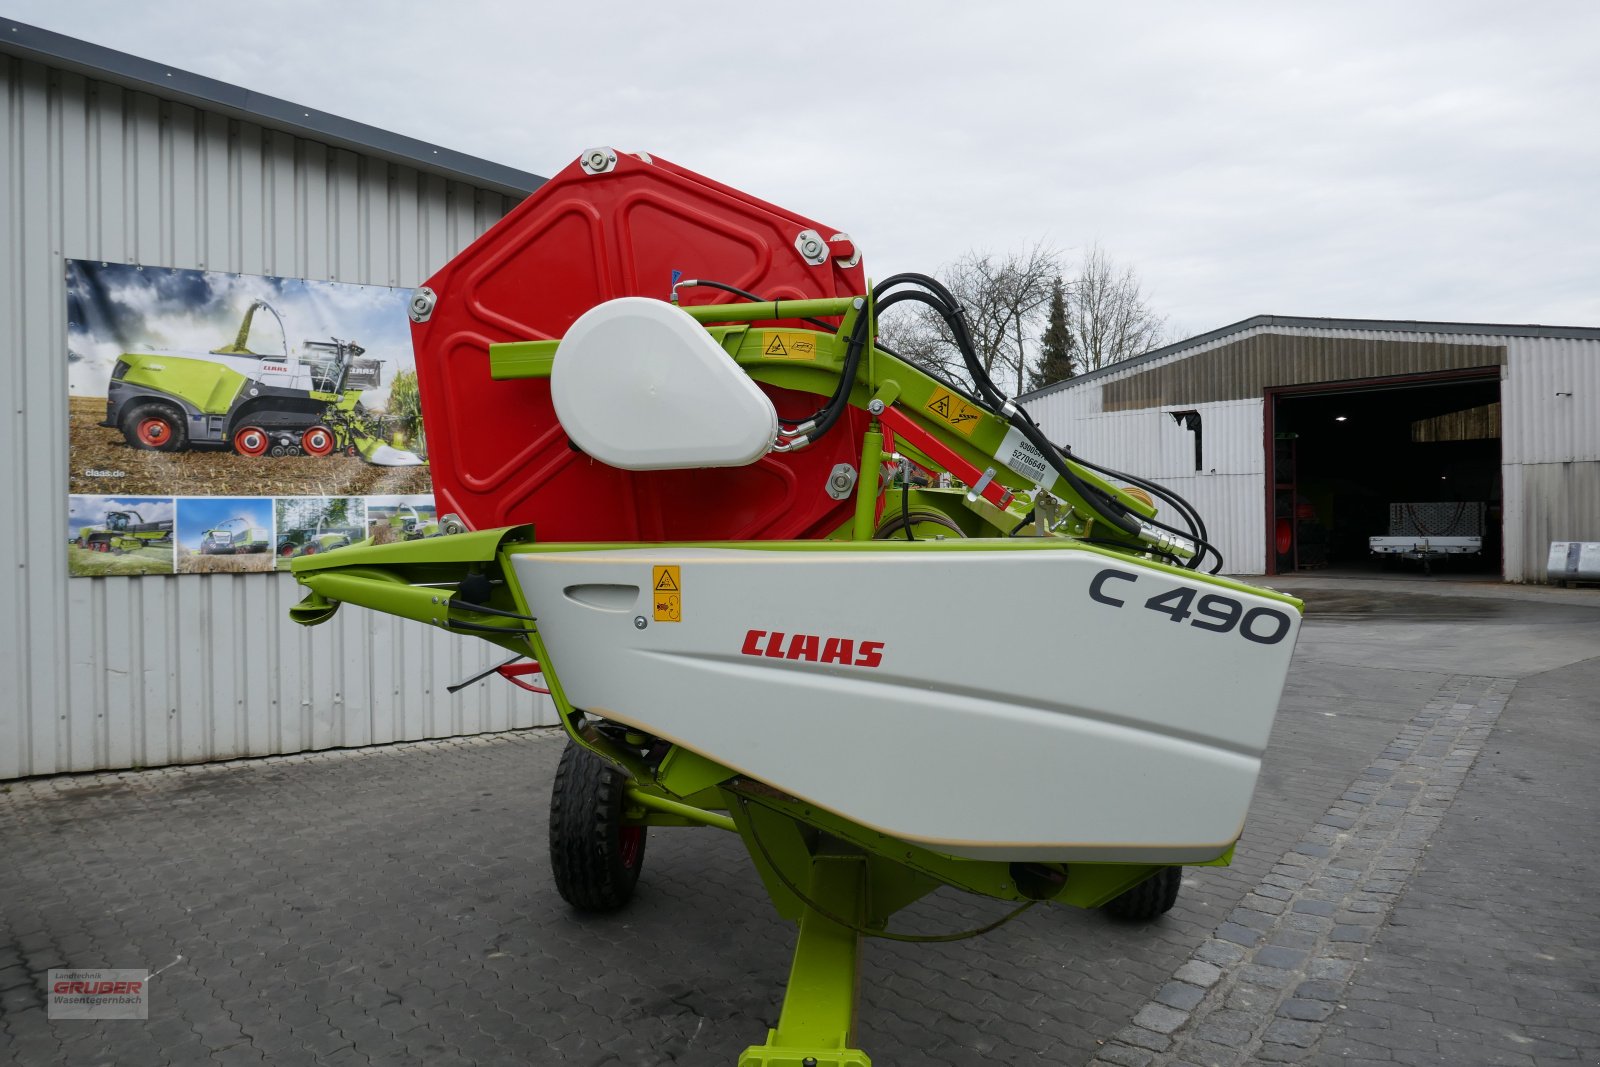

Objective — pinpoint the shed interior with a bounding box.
[1268,374,1502,576]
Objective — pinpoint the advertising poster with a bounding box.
[65,261,437,578]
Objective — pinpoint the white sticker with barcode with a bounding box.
[996,426,1058,490]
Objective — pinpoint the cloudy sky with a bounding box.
[15,2,1599,340]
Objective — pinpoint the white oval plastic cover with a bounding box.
[550,298,779,470]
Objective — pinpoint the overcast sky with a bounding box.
[13,2,1599,339]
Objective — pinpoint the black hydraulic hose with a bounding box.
[678,283,864,438]
[1060,443,1209,545]
[874,275,1143,540]
[901,476,915,541]
[876,274,1010,411]
[869,326,984,407]
[675,279,850,431]
[1062,449,1217,573]
[716,268,1218,570]
[785,299,873,444]
[1054,444,1222,573]
[878,272,1214,564]
[989,362,1217,569]
[1010,410,1144,539]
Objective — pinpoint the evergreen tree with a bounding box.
[1028,277,1076,390]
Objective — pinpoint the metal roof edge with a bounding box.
[1019,313,1600,401]
[1,19,546,199]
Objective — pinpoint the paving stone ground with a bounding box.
[1,579,1596,1066]
[1305,651,1600,1067]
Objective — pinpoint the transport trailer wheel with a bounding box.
[301,425,335,457]
[121,402,188,452]
[548,739,647,912]
[1103,866,1181,921]
[233,426,270,457]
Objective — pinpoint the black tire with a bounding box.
[1103,866,1181,921]
[120,401,188,452]
[548,740,646,912]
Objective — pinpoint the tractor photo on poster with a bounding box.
[66,262,431,508]
[274,497,367,570]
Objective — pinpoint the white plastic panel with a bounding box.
[513,545,1301,862]
[551,298,778,470]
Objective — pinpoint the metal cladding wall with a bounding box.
[1032,373,1268,575]
[0,53,555,779]
[1501,335,1600,581]
[1026,323,1600,582]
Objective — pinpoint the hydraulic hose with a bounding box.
[874,275,1144,541]
[689,272,1221,570]
[676,278,863,434]
[873,273,1235,570]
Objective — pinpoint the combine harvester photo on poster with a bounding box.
[101,298,423,467]
[74,507,173,554]
[287,149,1304,1067]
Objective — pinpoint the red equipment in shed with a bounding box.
[409,149,871,540]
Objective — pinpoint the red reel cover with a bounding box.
[411,151,870,540]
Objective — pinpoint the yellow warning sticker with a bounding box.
[652,566,682,623]
[761,332,819,361]
[924,387,983,436]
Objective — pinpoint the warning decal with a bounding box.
[652,565,682,622]
[762,332,818,360]
[924,387,983,436]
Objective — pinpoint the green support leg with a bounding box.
[852,426,884,542]
[739,854,873,1067]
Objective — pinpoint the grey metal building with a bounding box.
[1022,316,1600,582]
[1,21,554,779]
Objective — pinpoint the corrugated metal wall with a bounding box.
[1031,381,1267,574]
[1,55,555,780]
[1100,334,1505,411]
[1027,326,1600,582]
[1501,335,1600,580]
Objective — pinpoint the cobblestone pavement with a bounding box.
[1305,651,1600,1067]
[2,582,1597,1065]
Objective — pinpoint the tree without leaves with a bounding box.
[1067,243,1166,373]
[1027,276,1076,390]
[875,243,1062,396]
[876,307,965,386]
